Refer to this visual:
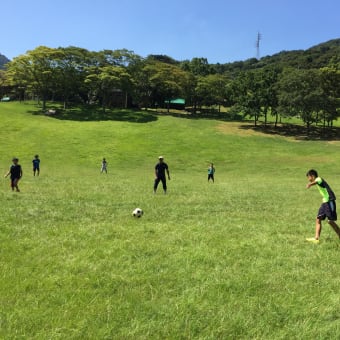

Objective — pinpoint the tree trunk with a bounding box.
[274,110,278,128]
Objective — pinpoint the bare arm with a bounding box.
[306,181,317,189]
[4,167,10,178]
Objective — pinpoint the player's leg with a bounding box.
[326,201,340,238]
[328,221,340,238]
[154,178,160,192]
[306,217,322,243]
[314,217,322,240]
[161,177,167,193]
[307,204,326,241]
[13,178,20,192]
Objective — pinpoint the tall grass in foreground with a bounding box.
[0,102,340,339]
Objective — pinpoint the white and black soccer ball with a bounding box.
[132,207,143,218]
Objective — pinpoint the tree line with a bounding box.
[0,43,339,130]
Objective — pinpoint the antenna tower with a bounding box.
[256,32,262,59]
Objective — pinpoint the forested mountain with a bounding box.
[1,38,339,72]
[257,38,340,68]
[226,39,340,71]
[150,38,339,76]
[215,38,340,74]
[0,53,10,69]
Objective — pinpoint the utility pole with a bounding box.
[256,32,262,60]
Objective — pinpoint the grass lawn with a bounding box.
[0,101,340,339]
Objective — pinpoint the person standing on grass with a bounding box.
[4,158,23,192]
[306,169,340,243]
[208,163,215,182]
[101,158,107,173]
[32,154,40,176]
[154,156,170,194]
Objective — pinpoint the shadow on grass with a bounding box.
[239,123,340,141]
[152,109,243,122]
[31,105,158,123]
[32,105,241,123]
[28,103,340,140]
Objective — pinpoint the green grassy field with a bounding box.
[1,102,340,339]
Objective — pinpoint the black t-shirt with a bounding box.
[32,159,40,169]
[155,162,168,178]
[10,164,22,179]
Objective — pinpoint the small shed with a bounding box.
[164,98,185,110]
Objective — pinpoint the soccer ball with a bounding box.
[132,207,143,218]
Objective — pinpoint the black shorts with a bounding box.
[10,177,20,187]
[317,201,337,221]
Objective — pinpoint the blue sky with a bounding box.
[2,0,339,63]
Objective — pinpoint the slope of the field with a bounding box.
[0,102,339,339]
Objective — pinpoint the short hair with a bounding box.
[306,169,318,177]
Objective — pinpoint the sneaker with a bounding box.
[306,237,320,244]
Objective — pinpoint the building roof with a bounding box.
[164,98,185,105]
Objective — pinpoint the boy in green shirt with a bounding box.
[306,169,340,243]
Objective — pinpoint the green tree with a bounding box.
[257,67,281,126]
[186,57,212,76]
[141,61,191,111]
[230,70,264,126]
[229,67,281,126]
[54,46,92,108]
[146,54,178,65]
[277,68,323,133]
[0,69,8,98]
[195,74,229,113]
[96,49,142,67]
[85,65,133,111]
[94,49,144,108]
[318,66,340,127]
[6,46,63,110]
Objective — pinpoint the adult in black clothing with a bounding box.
[154,156,170,193]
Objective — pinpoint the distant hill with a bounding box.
[257,38,340,68]
[0,53,10,69]
[219,38,340,74]
[0,38,339,73]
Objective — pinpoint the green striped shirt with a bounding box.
[315,177,336,203]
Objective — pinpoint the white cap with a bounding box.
[158,156,164,159]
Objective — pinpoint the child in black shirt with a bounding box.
[4,158,23,192]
